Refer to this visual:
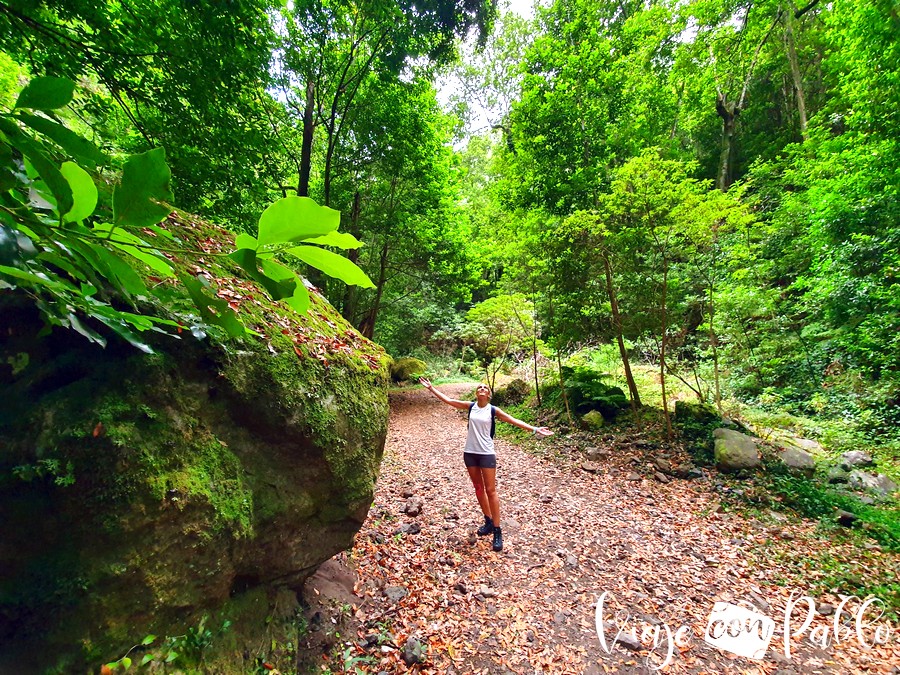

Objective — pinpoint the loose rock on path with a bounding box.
[339,385,899,674]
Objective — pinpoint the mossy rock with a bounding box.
[390,357,427,382]
[581,410,606,430]
[0,212,390,673]
[674,400,720,424]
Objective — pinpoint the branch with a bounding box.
[794,0,820,18]
[738,9,783,109]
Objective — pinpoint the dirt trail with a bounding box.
[341,385,898,674]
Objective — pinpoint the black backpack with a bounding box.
[468,402,496,438]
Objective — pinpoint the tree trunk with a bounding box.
[601,252,641,409]
[660,263,672,439]
[556,348,573,427]
[783,5,809,140]
[716,95,739,191]
[341,191,362,321]
[357,240,388,339]
[297,81,315,197]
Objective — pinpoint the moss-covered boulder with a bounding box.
[0,213,389,673]
[389,356,426,382]
[713,428,761,473]
[581,410,606,430]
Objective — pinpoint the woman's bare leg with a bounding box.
[466,466,491,518]
[481,467,500,527]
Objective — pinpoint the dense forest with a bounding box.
[1,0,899,670]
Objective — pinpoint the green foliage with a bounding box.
[561,365,628,418]
[492,378,531,406]
[0,77,372,351]
[104,616,232,672]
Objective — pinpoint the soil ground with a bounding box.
[299,384,900,674]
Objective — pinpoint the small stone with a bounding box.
[478,585,497,598]
[454,582,467,594]
[565,554,578,568]
[654,472,670,484]
[626,472,642,481]
[400,488,415,498]
[553,611,568,624]
[403,496,424,517]
[402,636,424,666]
[654,457,672,473]
[539,494,553,503]
[444,510,459,520]
[827,466,850,484]
[817,603,834,616]
[581,461,601,474]
[384,586,408,603]
[687,468,704,480]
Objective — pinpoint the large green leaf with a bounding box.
[257,196,339,246]
[61,162,98,222]
[93,223,175,277]
[89,243,148,297]
[235,233,258,250]
[113,148,173,229]
[302,231,364,249]
[17,112,108,166]
[179,274,245,338]
[229,248,297,300]
[14,77,75,111]
[0,121,73,216]
[287,245,375,287]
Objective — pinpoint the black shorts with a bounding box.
[463,452,497,469]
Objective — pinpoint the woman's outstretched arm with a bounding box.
[495,408,554,437]
[419,378,471,410]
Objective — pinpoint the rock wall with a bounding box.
[0,214,389,672]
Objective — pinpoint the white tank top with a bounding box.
[464,403,495,455]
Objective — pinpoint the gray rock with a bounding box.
[713,428,760,472]
[626,472,642,481]
[778,446,816,477]
[841,450,874,469]
[687,468,704,480]
[585,446,608,461]
[848,470,898,496]
[478,585,497,598]
[654,457,672,473]
[396,522,421,535]
[402,636,425,666]
[565,554,578,568]
[817,603,834,616]
[581,461,601,474]
[403,496,424,517]
[827,466,850,484]
[384,586,408,603]
[654,472,670,484]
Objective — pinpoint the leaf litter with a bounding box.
[330,385,899,674]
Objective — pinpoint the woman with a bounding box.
[418,377,553,552]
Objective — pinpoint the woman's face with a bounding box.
[476,384,491,403]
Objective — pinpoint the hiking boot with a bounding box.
[492,526,503,552]
[477,516,494,537]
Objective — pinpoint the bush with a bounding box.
[389,357,427,382]
[493,378,531,406]
[561,365,629,418]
